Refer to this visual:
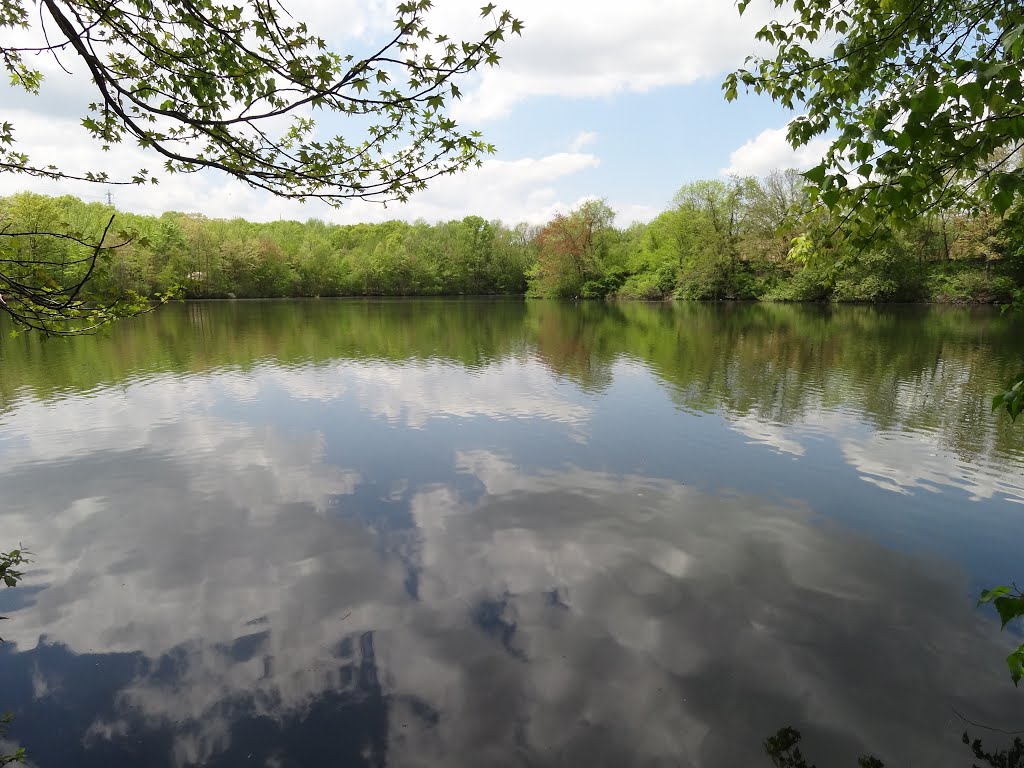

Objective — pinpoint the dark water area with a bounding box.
[0,298,1023,767]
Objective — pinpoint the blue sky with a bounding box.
[480,80,801,221]
[0,0,829,227]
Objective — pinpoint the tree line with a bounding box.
[2,171,1023,305]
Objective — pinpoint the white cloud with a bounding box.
[728,413,806,457]
[333,151,603,226]
[614,202,662,227]
[0,1,783,225]
[840,428,1024,503]
[568,131,598,153]
[722,125,832,177]
[348,359,592,432]
[0,108,294,221]
[717,387,1024,503]
[439,1,778,122]
[0,106,603,225]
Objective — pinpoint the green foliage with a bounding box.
[0,194,179,334]
[0,545,28,643]
[0,546,26,591]
[993,376,1024,422]
[610,171,1021,304]
[726,0,1024,237]
[830,247,925,303]
[616,269,673,300]
[763,265,832,302]
[978,584,1024,684]
[927,270,1018,305]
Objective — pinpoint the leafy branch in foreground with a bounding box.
[1,0,523,205]
[0,215,177,335]
[978,585,1024,686]
[1,0,522,334]
[725,0,1024,241]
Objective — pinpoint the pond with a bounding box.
[0,298,1023,767]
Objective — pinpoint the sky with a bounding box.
[0,0,830,228]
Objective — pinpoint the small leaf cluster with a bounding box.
[0,546,25,590]
[0,546,28,645]
[978,585,1024,685]
[993,376,1024,421]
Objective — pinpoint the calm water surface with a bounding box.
[1,299,1023,767]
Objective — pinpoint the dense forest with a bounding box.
[3,168,1023,304]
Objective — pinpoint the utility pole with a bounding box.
[105,190,114,206]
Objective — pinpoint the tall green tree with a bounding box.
[672,179,746,299]
[530,199,620,298]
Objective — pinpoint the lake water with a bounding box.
[1,299,1023,767]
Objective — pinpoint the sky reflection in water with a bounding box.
[0,300,1023,767]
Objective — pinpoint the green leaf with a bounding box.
[803,163,826,186]
[993,596,1024,629]
[1008,645,1024,686]
[979,586,1012,605]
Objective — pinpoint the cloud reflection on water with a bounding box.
[0,357,1020,767]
